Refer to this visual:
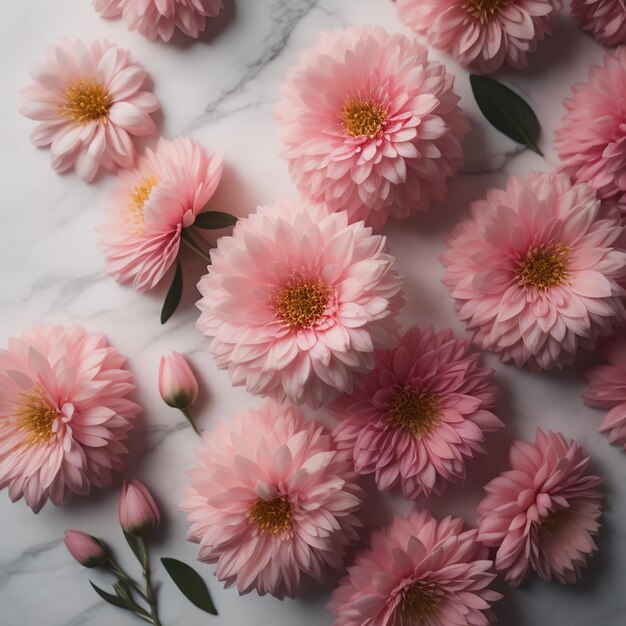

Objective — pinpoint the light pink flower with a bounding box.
[99,137,223,292]
[196,200,404,408]
[571,0,626,46]
[119,479,160,537]
[181,399,363,599]
[92,0,122,18]
[0,325,141,513]
[329,510,501,626]
[19,39,159,182]
[555,48,626,204]
[397,0,559,73]
[477,429,602,586]
[332,326,502,498]
[159,351,198,410]
[274,26,469,230]
[442,171,626,371]
[64,530,108,568]
[583,338,626,450]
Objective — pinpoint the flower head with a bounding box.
[119,480,160,537]
[0,325,141,512]
[275,26,469,230]
[556,48,626,204]
[571,0,626,46]
[159,352,199,410]
[99,137,223,292]
[19,39,159,182]
[196,200,404,408]
[181,399,364,599]
[329,510,501,626]
[397,0,560,73]
[64,530,108,568]
[442,171,626,370]
[332,326,502,498]
[477,429,602,586]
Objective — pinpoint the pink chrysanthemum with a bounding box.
[99,136,223,292]
[332,326,502,499]
[274,26,469,230]
[196,200,404,408]
[181,399,363,599]
[329,510,501,626]
[477,429,602,586]
[583,338,626,449]
[442,171,626,371]
[19,39,159,182]
[555,48,626,204]
[397,0,560,73]
[571,0,626,46]
[94,0,224,41]
[0,325,141,513]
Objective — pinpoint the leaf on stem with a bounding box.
[161,557,218,615]
[90,581,133,610]
[124,531,148,567]
[470,74,543,156]
[161,261,183,325]
[194,212,238,230]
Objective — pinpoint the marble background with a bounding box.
[1,1,625,624]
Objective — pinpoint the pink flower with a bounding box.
[181,399,363,599]
[555,48,626,204]
[332,326,502,499]
[196,200,404,408]
[442,171,626,371]
[64,530,108,568]
[119,479,160,537]
[397,0,559,73]
[274,26,469,230]
[159,351,198,409]
[477,429,602,586]
[571,0,626,46]
[0,325,141,512]
[92,0,122,18]
[329,510,501,626]
[19,39,159,182]
[583,338,626,450]
[99,137,223,292]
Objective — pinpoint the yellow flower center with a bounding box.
[342,98,388,138]
[399,583,439,622]
[274,277,331,330]
[387,389,441,438]
[15,386,58,446]
[58,79,112,124]
[463,0,514,23]
[249,496,293,535]
[128,176,158,233]
[516,243,570,291]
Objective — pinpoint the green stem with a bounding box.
[181,230,211,263]
[139,538,162,626]
[108,560,150,604]
[181,407,201,435]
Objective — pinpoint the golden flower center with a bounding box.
[58,79,112,124]
[463,0,514,23]
[128,176,158,233]
[249,496,293,535]
[342,98,388,138]
[387,389,441,438]
[399,583,439,622]
[15,386,58,446]
[516,243,570,291]
[274,277,331,329]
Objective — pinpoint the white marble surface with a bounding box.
[1,1,625,625]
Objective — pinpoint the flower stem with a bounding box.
[108,559,150,604]
[181,407,201,435]
[181,230,211,263]
[139,538,162,626]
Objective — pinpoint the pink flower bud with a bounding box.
[119,480,160,537]
[64,530,108,568]
[158,352,199,410]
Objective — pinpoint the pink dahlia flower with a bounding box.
[442,171,626,370]
[274,26,469,230]
[196,200,404,408]
[477,429,602,586]
[181,399,363,599]
[583,338,626,449]
[571,0,626,46]
[0,325,141,513]
[99,136,223,292]
[329,510,501,626]
[19,39,159,182]
[555,48,626,204]
[92,0,122,18]
[397,0,560,73]
[332,326,502,498]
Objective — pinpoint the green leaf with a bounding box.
[161,557,218,615]
[124,531,147,566]
[90,581,132,611]
[194,211,238,230]
[161,261,183,324]
[470,74,543,156]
